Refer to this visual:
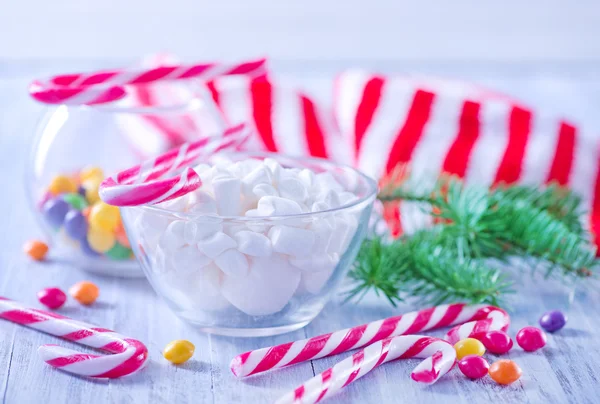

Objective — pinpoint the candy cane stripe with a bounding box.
[547,121,577,185]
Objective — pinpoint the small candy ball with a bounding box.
[37,287,67,309]
[105,243,132,260]
[48,175,77,196]
[89,202,120,232]
[69,281,99,305]
[77,185,87,197]
[454,338,486,360]
[43,198,70,228]
[480,330,514,354]
[489,359,522,385]
[80,166,104,183]
[24,240,49,261]
[64,210,88,241]
[516,326,547,352]
[83,179,101,204]
[458,355,490,379]
[80,237,101,257]
[87,226,116,253]
[539,310,567,333]
[163,340,195,364]
[62,193,88,210]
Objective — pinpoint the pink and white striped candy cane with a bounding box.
[29,58,267,105]
[230,303,508,377]
[99,123,250,206]
[0,297,148,378]
[276,335,455,404]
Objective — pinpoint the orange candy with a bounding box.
[69,281,100,305]
[24,240,49,261]
[489,359,522,385]
[114,222,131,248]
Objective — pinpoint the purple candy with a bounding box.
[77,185,86,197]
[43,198,70,228]
[64,210,88,240]
[80,237,100,257]
[539,310,567,332]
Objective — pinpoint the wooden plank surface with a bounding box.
[0,63,599,403]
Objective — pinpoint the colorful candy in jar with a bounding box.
[39,168,133,261]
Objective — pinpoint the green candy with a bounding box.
[62,193,88,210]
[105,242,133,261]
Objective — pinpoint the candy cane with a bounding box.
[230,303,508,377]
[0,297,148,378]
[276,335,455,404]
[29,58,267,105]
[99,123,250,206]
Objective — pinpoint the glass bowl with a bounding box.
[121,152,378,336]
[26,82,224,277]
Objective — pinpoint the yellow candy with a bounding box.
[48,175,77,196]
[87,226,116,253]
[83,178,101,204]
[80,166,104,183]
[89,202,120,231]
[163,340,195,364]
[454,338,486,360]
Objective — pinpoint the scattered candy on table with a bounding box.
[539,310,567,333]
[516,326,547,352]
[488,359,522,385]
[23,240,49,261]
[69,281,99,305]
[458,355,490,379]
[454,338,486,360]
[39,167,133,261]
[480,330,514,354]
[163,340,195,364]
[37,287,67,309]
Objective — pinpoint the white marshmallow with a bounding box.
[198,232,237,258]
[269,225,315,257]
[339,191,358,205]
[278,177,308,203]
[311,201,330,213]
[290,253,339,273]
[234,231,272,257]
[327,215,358,254]
[221,256,300,315]
[242,165,273,195]
[152,245,168,273]
[298,168,315,188]
[257,196,303,216]
[157,195,188,212]
[300,254,339,294]
[186,190,218,215]
[264,158,283,183]
[321,190,342,208]
[170,245,212,275]
[184,220,222,243]
[193,163,211,175]
[212,176,241,216]
[222,222,248,237]
[253,183,278,199]
[159,220,187,251]
[215,249,249,277]
[310,219,334,254]
[314,172,344,193]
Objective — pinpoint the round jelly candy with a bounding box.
[87,226,116,253]
[77,185,87,197]
[480,330,513,354]
[64,210,88,240]
[80,166,104,183]
[43,198,70,228]
[69,281,99,305]
[454,338,486,360]
[48,175,77,196]
[63,193,88,210]
[458,355,490,379]
[83,179,101,204]
[489,359,522,385]
[23,240,49,261]
[89,202,120,232]
[516,326,547,352]
[105,242,132,260]
[37,287,67,309]
[539,310,567,333]
[163,340,195,364]
[80,237,101,257]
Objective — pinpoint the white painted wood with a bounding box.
[0,62,599,403]
[0,0,600,61]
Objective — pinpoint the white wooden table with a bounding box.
[1,61,599,403]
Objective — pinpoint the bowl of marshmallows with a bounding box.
[121,152,377,336]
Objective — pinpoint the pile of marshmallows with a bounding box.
[132,158,361,316]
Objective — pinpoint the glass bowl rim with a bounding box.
[129,151,379,221]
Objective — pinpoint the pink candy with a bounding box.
[458,355,490,379]
[37,287,67,309]
[516,326,547,352]
[480,330,514,354]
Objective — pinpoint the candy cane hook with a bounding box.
[0,297,148,378]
